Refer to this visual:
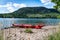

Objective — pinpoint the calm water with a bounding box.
[0,18,60,28]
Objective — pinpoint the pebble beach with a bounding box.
[0,25,60,40]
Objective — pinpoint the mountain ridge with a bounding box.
[0,7,60,18]
[13,7,59,14]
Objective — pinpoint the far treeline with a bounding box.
[0,7,60,18]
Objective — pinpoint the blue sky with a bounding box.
[0,0,55,13]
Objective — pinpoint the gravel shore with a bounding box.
[1,25,60,40]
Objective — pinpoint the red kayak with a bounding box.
[12,24,32,28]
[12,24,45,29]
[34,24,45,29]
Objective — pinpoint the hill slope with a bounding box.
[13,7,59,14]
[0,7,60,18]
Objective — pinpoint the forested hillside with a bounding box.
[0,7,60,18]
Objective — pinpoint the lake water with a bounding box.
[0,18,60,28]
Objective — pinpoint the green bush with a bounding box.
[0,30,3,40]
[0,36,3,40]
[48,31,60,40]
[24,29,33,33]
[57,15,60,19]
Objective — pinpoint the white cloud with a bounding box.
[0,2,27,12]
[0,5,2,7]
[13,3,26,8]
[44,2,51,5]
[0,2,12,7]
[7,7,14,12]
[6,2,15,12]
[40,0,51,5]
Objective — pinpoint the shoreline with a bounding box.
[0,25,60,40]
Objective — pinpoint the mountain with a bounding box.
[13,7,59,14]
[0,7,60,18]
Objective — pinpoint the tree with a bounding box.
[51,0,60,11]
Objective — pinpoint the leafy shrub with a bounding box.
[48,31,60,40]
[24,29,33,33]
[0,36,3,40]
[57,15,60,18]
[0,31,3,40]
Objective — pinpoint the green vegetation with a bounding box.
[24,29,33,33]
[0,7,60,18]
[0,30,3,40]
[51,0,60,11]
[27,13,59,18]
[0,36,3,40]
[57,15,60,18]
[48,30,60,40]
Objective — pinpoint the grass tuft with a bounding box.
[48,30,60,40]
[24,28,33,33]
